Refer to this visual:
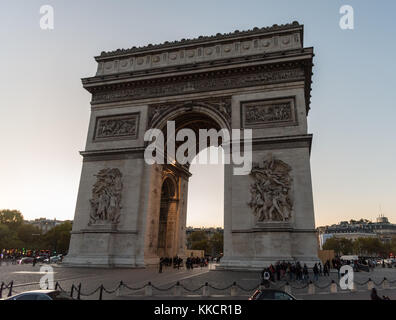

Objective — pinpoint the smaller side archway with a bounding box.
[157,175,179,258]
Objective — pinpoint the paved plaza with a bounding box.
[2,262,396,300]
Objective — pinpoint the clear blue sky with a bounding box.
[1,0,395,227]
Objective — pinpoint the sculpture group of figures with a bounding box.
[248,156,293,222]
[96,117,137,139]
[89,168,123,224]
[245,103,291,124]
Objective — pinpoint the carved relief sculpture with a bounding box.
[89,168,123,224]
[248,155,293,222]
[242,98,297,128]
[95,114,138,139]
[245,103,292,124]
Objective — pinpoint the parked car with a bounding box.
[249,289,296,300]
[18,257,34,264]
[44,255,62,264]
[4,290,73,300]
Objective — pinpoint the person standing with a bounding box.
[159,258,163,273]
[303,264,309,283]
[370,288,382,300]
[313,263,319,282]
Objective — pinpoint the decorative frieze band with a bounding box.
[94,113,139,140]
[91,68,304,104]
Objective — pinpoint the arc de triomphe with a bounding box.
[64,22,319,269]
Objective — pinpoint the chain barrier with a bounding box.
[79,286,102,297]
[55,282,70,295]
[0,281,14,298]
[4,275,396,299]
[235,284,259,292]
[151,283,177,292]
[354,279,370,286]
[103,283,122,295]
[122,283,148,291]
[290,282,309,290]
[313,282,332,289]
[208,283,234,291]
[373,278,386,286]
[180,284,205,293]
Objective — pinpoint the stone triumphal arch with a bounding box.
[64,22,319,269]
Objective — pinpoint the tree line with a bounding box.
[0,209,72,255]
[323,236,396,257]
[186,230,223,257]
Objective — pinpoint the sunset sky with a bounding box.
[1,0,395,228]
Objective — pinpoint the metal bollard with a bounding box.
[330,280,337,293]
[308,281,315,295]
[367,279,374,290]
[230,282,238,297]
[284,282,292,295]
[0,282,4,299]
[7,281,13,297]
[145,282,153,296]
[203,282,210,297]
[77,283,81,300]
[99,285,104,300]
[382,278,389,289]
[70,284,74,298]
[174,282,182,297]
[116,281,123,297]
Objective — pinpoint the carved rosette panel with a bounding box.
[89,168,123,225]
[242,98,296,128]
[148,97,231,128]
[248,155,293,223]
[94,114,139,140]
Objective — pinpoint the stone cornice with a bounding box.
[251,134,313,153]
[97,22,303,59]
[81,147,145,162]
[84,47,313,86]
[85,55,313,113]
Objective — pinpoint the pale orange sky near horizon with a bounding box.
[1,1,396,229]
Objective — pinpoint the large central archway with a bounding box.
[144,103,230,264]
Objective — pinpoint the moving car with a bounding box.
[4,290,73,300]
[248,289,296,300]
[17,257,34,264]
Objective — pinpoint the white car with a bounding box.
[44,255,62,264]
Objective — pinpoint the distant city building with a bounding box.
[25,218,66,234]
[318,215,396,249]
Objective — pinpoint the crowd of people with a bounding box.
[158,256,214,273]
[260,258,357,283]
